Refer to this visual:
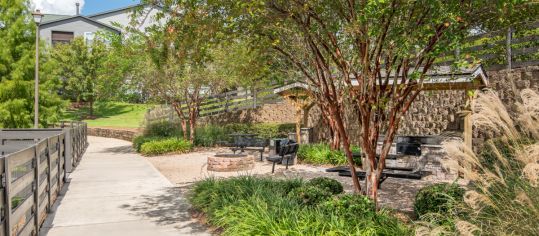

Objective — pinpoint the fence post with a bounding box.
[506,27,512,70]
[454,47,461,61]
[3,156,12,236]
[225,93,229,112]
[34,141,42,233]
[253,88,257,109]
[47,140,53,213]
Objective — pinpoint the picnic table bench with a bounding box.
[267,140,299,173]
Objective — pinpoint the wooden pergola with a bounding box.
[275,65,489,148]
[274,82,315,144]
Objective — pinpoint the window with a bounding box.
[51,31,74,45]
[84,32,95,45]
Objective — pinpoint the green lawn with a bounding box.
[62,102,152,128]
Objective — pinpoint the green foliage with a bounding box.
[320,194,376,218]
[306,177,344,195]
[288,185,333,205]
[189,176,411,235]
[414,183,465,219]
[139,137,192,156]
[189,176,304,219]
[297,143,361,165]
[194,125,227,147]
[132,135,159,152]
[51,37,113,116]
[142,121,295,146]
[143,120,182,137]
[0,0,66,128]
[11,196,23,208]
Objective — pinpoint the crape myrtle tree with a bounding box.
[135,4,227,142]
[0,0,65,128]
[242,0,538,201]
[133,3,281,143]
[146,0,538,203]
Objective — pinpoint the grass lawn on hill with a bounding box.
[62,102,152,129]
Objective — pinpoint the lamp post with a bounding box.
[32,10,43,128]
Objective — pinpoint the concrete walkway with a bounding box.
[41,136,209,236]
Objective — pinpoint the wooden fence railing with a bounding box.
[436,21,539,70]
[145,86,282,125]
[0,122,88,236]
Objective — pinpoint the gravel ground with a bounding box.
[145,147,447,215]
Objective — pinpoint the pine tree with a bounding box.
[0,0,65,128]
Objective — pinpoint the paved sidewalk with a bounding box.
[41,136,209,236]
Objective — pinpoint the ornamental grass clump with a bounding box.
[417,89,539,236]
[189,176,411,235]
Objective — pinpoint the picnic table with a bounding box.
[229,133,267,161]
[229,133,257,148]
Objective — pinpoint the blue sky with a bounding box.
[32,0,141,15]
[82,0,141,15]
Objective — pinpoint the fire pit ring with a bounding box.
[207,153,255,172]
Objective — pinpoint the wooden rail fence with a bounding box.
[145,86,282,125]
[0,122,88,236]
[436,21,539,69]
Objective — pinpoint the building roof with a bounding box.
[350,64,489,91]
[39,15,121,33]
[87,3,153,18]
[42,14,71,24]
[275,65,489,94]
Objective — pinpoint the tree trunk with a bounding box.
[330,105,362,193]
[189,114,196,143]
[181,119,188,140]
[89,97,94,117]
[295,106,302,144]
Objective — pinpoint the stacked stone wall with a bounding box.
[201,101,296,124]
[87,127,139,142]
[202,66,539,141]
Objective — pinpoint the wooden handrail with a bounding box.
[0,123,88,236]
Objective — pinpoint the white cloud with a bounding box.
[31,0,85,15]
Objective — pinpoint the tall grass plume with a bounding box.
[433,89,539,235]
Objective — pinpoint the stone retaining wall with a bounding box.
[87,127,139,142]
[201,100,296,124]
[304,66,539,144]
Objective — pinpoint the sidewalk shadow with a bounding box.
[101,145,135,154]
[120,187,209,234]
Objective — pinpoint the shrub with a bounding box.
[189,176,304,218]
[194,125,227,147]
[189,176,411,235]
[132,135,159,152]
[306,177,344,195]
[414,183,465,218]
[142,121,295,147]
[139,138,192,156]
[297,143,362,165]
[143,120,182,137]
[320,194,376,218]
[288,185,333,205]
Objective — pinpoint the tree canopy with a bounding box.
[143,0,539,201]
[0,0,65,128]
